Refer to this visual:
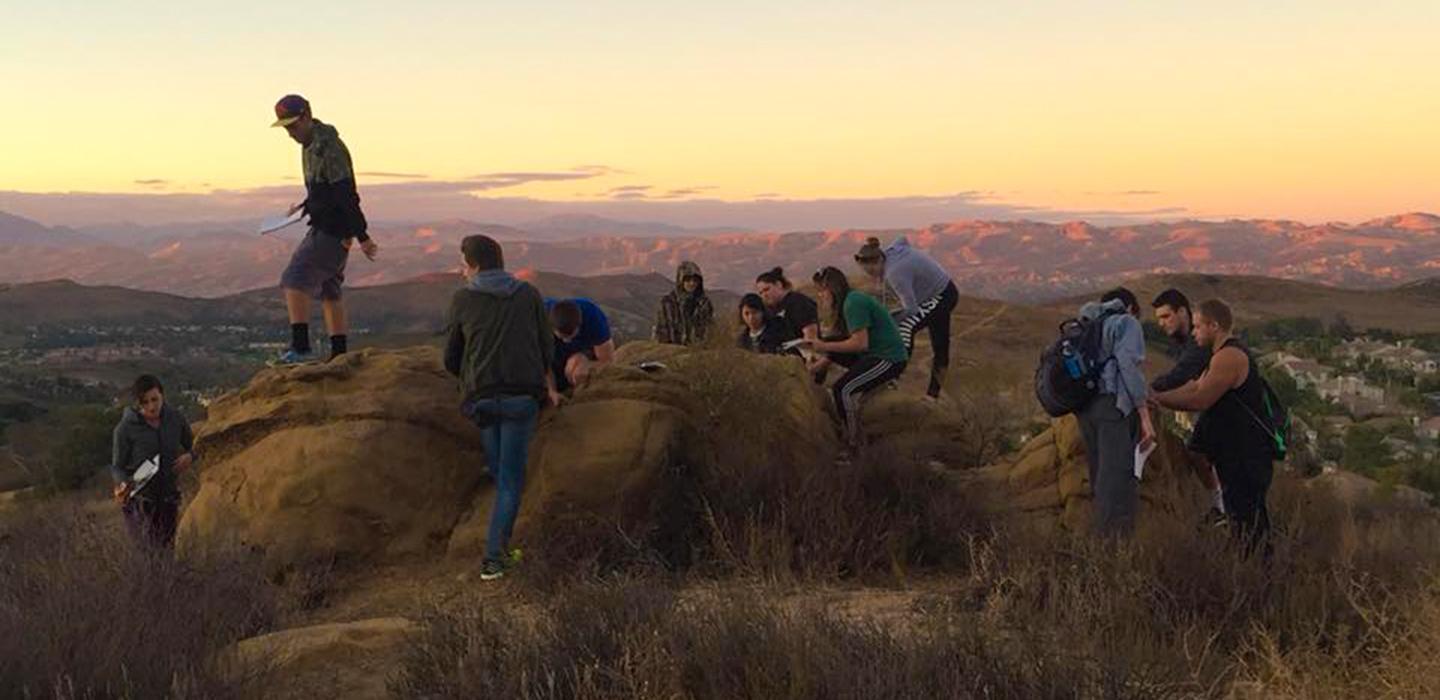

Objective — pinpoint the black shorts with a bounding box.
[281,229,350,301]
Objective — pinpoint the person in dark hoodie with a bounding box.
[272,94,380,365]
[654,261,715,346]
[110,375,195,551]
[855,236,959,399]
[736,293,786,354]
[444,235,557,581]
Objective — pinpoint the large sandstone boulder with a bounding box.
[228,617,416,700]
[180,349,486,570]
[973,414,1199,534]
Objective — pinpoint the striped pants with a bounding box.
[896,282,959,397]
[833,356,907,447]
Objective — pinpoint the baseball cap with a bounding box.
[271,94,310,128]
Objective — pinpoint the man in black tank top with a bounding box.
[1151,299,1273,554]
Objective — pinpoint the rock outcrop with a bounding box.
[973,415,1200,533]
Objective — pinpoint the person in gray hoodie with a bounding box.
[855,236,959,399]
[444,235,557,581]
[1076,288,1156,537]
[110,375,195,551]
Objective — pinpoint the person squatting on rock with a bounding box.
[444,235,559,581]
[754,267,820,350]
[1075,288,1156,538]
[110,375,196,552]
[854,236,959,400]
[1150,288,1227,526]
[271,94,380,365]
[546,297,616,393]
[801,267,909,449]
[654,261,714,346]
[1151,299,1276,556]
[736,293,787,354]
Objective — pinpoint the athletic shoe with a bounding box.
[271,349,316,366]
[479,559,506,581]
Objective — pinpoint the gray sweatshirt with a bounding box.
[110,405,195,502]
[1079,299,1148,416]
[882,237,953,318]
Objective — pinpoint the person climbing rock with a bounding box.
[854,236,959,399]
[444,235,557,581]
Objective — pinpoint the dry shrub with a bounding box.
[0,501,277,698]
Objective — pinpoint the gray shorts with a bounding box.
[281,229,349,300]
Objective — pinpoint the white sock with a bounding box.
[1212,488,1225,513]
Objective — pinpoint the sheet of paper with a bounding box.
[1134,441,1157,480]
[259,210,304,235]
[130,456,160,494]
[781,339,807,350]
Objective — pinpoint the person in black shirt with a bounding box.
[1151,289,1224,523]
[754,267,819,346]
[1153,299,1276,555]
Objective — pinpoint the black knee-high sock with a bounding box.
[291,323,311,354]
[330,334,348,357]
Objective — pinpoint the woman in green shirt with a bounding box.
[803,266,909,448]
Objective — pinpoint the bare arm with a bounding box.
[1156,348,1247,412]
[593,339,616,365]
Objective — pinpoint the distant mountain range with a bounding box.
[2,210,1437,301]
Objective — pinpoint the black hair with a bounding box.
[738,293,767,325]
[854,236,885,263]
[461,235,504,271]
[755,267,792,290]
[1151,288,1192,316]
[131,375,164,402]
[550,300,582,336]
[1101,287,1141,315]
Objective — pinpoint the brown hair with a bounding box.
[854,237,884,263]
[1196,298,1234,331]
[811,266,853,334]
[551,300,583,336]
[755,267,792,289]
[131,374,164,402]
[461,235,504,271]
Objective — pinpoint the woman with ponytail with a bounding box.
[854,236,958,399]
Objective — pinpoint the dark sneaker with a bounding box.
[479,559,506,581]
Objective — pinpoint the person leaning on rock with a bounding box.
[444,235,558,581]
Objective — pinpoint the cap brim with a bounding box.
[271,116,301,128]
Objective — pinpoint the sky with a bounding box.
[2,0,1437,229]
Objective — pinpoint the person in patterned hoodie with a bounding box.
[271,94,380,364]
[653,261,714,346]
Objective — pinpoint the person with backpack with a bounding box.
[1152,299,1280,554]
[1055,288,1155,537]
[444,235,557,581]
[654,261,714,346]
[854,236,959,400]
[736,293,786,354]
[1151,288,1226,525]
[271,94,380,365]
[110,375,196,552]
[799,267,908,449]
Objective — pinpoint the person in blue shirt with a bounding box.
[546,298,616,392]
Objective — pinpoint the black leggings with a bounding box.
[896,282,959,397]
[833,356,906,446]
[1215,455,1274,557]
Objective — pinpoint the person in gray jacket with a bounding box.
[1076,288,1156,537]
[110,375,195,551]
[855,236,959,399]
[444,234,557,581]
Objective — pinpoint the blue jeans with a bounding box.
[464,395,541,563]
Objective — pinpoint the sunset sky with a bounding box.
[3,1,1437,227]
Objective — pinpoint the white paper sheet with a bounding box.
[1134,441,1157,480]
[258,210,304,235]
[130,455,160,495]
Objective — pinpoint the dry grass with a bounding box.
[0,501,278,699]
